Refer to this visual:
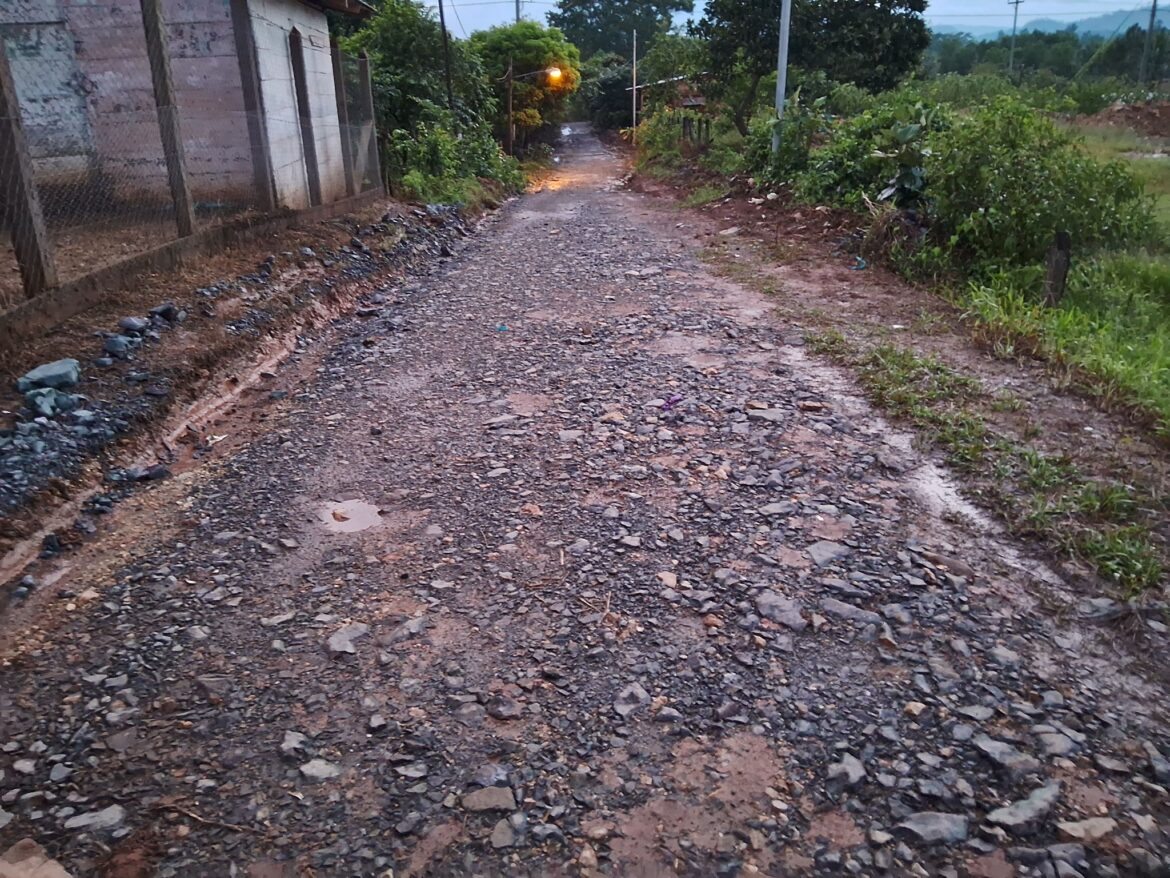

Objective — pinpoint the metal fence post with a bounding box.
[358,52,383,190]
[140,0,196,236]
[0,43,58,296]
[331,42,356,197]
[230,0,276,212]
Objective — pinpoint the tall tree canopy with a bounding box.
[470,22,582,143]
[343,0,494,134]
[547,0,693,60]
[693,0,929,134]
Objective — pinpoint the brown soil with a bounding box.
[629,170,1170,600]
[1082,100,1170,139]
[0,198,481,566]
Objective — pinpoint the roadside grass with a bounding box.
[808,331,1165,594]
[1070,123,1170,234]
[966,252,1170,440]
[683,184,729,207]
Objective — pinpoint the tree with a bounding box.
[692,0,929,135]
[470,22,582,146]
[343,0,494,135]
[547,0,693,60]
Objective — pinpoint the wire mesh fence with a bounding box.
[0,0,381,317]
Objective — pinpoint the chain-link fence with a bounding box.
[0,0,381,316]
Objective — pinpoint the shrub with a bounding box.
[744,92,827,185]
[927,97,1153,267]
[793,100,951,209]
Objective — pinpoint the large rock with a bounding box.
[613,682,651,718]
[63,805,125,832]
[1056,817,1117,842]
[16,359,80,393]
[327,622,369,655]
[973,734,1040,776]
[986,783,1060,834]
[462,786,516,812]
[0,839,74,878]
[819,597,882,626]
[807,540,850,566]
[896,812,969,845]
[299,759,341,781]
[756,590,807,631]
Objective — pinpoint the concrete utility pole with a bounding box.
[1008,0,1024,77]
[771,0,792,154]
[515,0,521,22]
[1140,0,1159,88]
[632,28,638,139]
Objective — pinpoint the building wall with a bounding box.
[4,0,348,212]
[167,0,254,204]
[248,0,346,209]
[0,0,95,183]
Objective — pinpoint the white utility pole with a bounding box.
[771,0,792,154]
[632,28,638,139]
[1140,0,1159,88]
[1008,0,1024,77]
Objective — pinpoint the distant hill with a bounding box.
[1023,8,1168,35]
[930,7,1169,39]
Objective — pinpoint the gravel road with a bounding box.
[1,126,1168,878]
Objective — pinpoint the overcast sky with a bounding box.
[428,0,1149,40]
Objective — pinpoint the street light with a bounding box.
[503,59,564,155]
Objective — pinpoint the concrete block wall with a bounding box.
[0,0,95,183]
[60,0,171,202]
[166,0,255,205]
[248,0,346,209]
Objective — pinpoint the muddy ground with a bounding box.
[0,126,1168,877]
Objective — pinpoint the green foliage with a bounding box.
[386,122,522,205]
[793,99,951,208]
[582,54,635,130]
[632,107,702,170]
[470,21,581,146]
[692,0,929,134]
[546,0,693,60]
[745,92,826,185]
[966,252,1170,437]
[926,97,1152,267]
[639,32,707,108]
[342,0,494,135]
[927,23,1170,85]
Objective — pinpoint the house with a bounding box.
[0,0,374,215]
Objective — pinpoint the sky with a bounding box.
[428,0,1150,40]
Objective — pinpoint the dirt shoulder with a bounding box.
[0,198,487,586]
[628,170,1169,607]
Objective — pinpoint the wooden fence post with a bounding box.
[331,41,356,197]
[230,0,276,212]
[357,52,383,191]
[0,43,58,296]
[1043,230,1071,307]
[140,0,196,236]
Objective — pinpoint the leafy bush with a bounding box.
[745,92,826,185]
[927,97,1153,267]
[386,120,521,205]
[633,107,707,171]
[793,100,951,209]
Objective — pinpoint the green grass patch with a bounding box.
[1071,122,1170,238]
[808,334,1164,594]
[966,252,1170,439]
[683,184,729,207]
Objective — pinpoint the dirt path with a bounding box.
[1,127,1168,878]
